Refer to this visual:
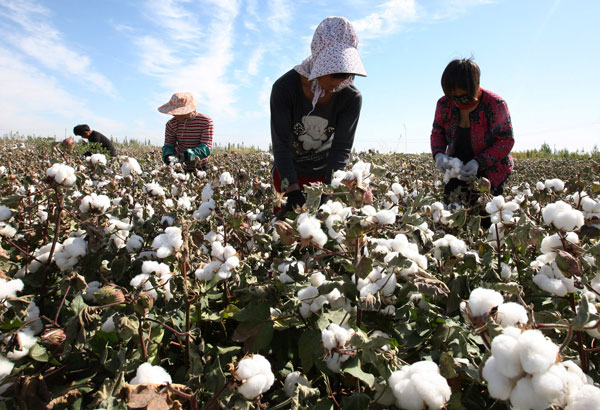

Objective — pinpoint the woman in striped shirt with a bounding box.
[158,92,213,172]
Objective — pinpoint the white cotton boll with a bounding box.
[201,184,213,201]
[297,213,327,246]
[500,263,513,280]
[482,356,513,400]
[0,355,14,383]
[130,362,172,385]
[0,222,16,238]
[220,171,234,185]
[542,201,584,231]
[236,357,259,380]
[510,377,550,410]
[496,302,528,328]
[161,216,174,227]
[410,372,452,410]
[193,199,216,221]
[491,334,523,379]
[121,157,141,177]
[89,153,107,165]
[531,364,567,403]
[25,301,43,334]
[0,278,24,303]
[238,374,268,399]
[582,303,600,339]
[310,272,326,287]
[375,209,396,225]
[0,206,11,221]
[126,235,144,252]
[284,371,310,397]
[309,295,328,313]
[565,384,600,410]
[195,261,221,281]
[6,328,37,360]
[143,182,165,197]
[46,163,77,186]
[79,193,111,214]
[468,288,504,317]
[101,315,116,333]
[540,234,564,254]
[82,281,101,302]
[518,329,559,374]
[297,286,319,302]
[545,178,565,192]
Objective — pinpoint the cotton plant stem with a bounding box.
[53,283,70,326]
[569,294,589,373]
[1,237,45,264]
[40,190,64,315]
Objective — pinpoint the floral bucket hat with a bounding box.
[157,92,198,115]
[295,17,366,108]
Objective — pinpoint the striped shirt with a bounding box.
[164,112,213,170]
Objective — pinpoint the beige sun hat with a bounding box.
[157,92,198,115]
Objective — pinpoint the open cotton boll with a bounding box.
[101,315,116,333]
[542,201,584,231]
[565,384,600,410]
[284,371,310,397]
[533,262,576,297]
[0,206,11,221]
[389,361,451,410]
[490,332,523,379]
[54,237,87,271]
[496,302,528,328]
[201,184,214,201]
[121,157,142,177]
[0,355,14,383]
[46,163,77,186]
[151,227,183,258]
[510,377,550,410]
[531,364,569,403]
[277,261,306,284]
[0,278,24,305]
[467,288,504,317]
[544,178,565,192]
[220,171,234,185]
[130,362,172,385]
[297,213,327,246]
[0,223,16,238]
[193,199,216,221]
[82,281,101,302]
[581,303,600,339]
[6,328,37,360]
[482,356,514,400]
[195,261,222,281]
[442,157,463,183]
[518,329,559,374]
[235,354,274,400]
[126,235,144,252]
[143,182,165,197]
[79,193,111,214]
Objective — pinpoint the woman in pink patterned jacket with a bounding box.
[431,58,514,200]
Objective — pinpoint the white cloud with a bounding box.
[0,0,116,96]
[144,0,204,41]
[135,36,184,76]
[266,0,293,33]
[0,46,123,138]
[352,0,418,39]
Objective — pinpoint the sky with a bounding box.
[0,0,598,154]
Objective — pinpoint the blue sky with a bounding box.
[0,0,598,154]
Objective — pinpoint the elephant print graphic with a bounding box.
[294,115,335,152]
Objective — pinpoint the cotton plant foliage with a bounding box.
[0,140,599,408]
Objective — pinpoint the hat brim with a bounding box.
[157,102,198,115]
[308,44,367,81]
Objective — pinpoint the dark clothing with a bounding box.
[87,131,116,157]
[431,88,514,188]
[270,69,362,185]
[453,127,474,163]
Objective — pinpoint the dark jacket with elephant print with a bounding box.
[430,88,514,188]
[270,69,362,185]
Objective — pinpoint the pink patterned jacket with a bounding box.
[430,88,514,188]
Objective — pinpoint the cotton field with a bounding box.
[0,138,599,409]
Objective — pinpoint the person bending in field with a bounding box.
[158,92,213,173]
[270,16,367,212]
[73,124,117,157]
[431,58,514,203]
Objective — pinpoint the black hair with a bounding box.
[441,58,480,98]
[73,124,91,136]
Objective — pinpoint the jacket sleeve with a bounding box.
[430,99,448,159]
[325,91,362,183]
[201,117,213,150]
[270,80,298,186]
[474,99,514,170]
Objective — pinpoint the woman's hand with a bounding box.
[460,159,479,178]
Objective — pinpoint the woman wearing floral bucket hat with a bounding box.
[270,16,367,212]
[158,92,213,172]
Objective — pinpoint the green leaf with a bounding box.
[231,321,273,352]
[233,301,270,322]
[29,343,49,362]
[574,297,591,329]
[298,330,322,372]
[341,393,371,410]
[343,356,375,388]
[355,257,373,279]
[448,210,467,228]
[309,399,334,410]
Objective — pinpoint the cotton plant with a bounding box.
[354,266,397,303]
[383,182,406,208]
[485,195,520,224]
[120,157,142,177]
[233,354,275,400]
[195,241,239,281]
[321,323,356,373]
[542,200,585,231]
[129,362,172,385]
[46,163,76,186]
[432,234,468,260]
[531,257,577,297]
[296,212,328,247]
[371,234,428,279]
[87,153,107,166]
[143,182,166,197]
[284,371,311,397]
[537,178,565,192]
[130,261,173,301]
[330,160,372,189]
[277,260,306,284]
[482,327,597,409]
[177,193,194,211]
[193,184,216,221]
[296,273,330,318]
[54,236,87,271]
[219,171,234,186]
[427,202,451,225]
[79,193,111,214]
[360,205,397,226]
[461,288,528,328]
[151,226,183,258]
[388,360,452,410]
[570,191,600,221]
[319,200,352,240]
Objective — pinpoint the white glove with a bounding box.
[435,153,451,173]
[460,159,479,178]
